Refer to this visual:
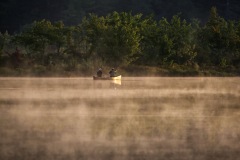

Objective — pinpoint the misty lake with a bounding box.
[0,77,240,160]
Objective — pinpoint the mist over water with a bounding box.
[0,77,239,160]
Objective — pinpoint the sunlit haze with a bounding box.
[0,77,239,160]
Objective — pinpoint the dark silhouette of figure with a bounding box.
[97,68,102,77]
[109,68,116,77]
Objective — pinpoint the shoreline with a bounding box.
[0,66,239,77]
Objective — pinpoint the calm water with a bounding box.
[0,77,240,160]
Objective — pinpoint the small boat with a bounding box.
[93,75,121,80]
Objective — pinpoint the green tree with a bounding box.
[138,16,172,65]
[100,12,142,66]
[81,12,142,66]
[47,21,68,54]
[14,20,70,65]
[0,31,12,66]
[234,21,240,67]
[0,32,8,56]
[167,15,197,65]
[139,15,197,66]
[15,20,51,54]
[81,13,107,57]
[198,7,240,67]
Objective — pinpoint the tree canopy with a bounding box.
[0,7,240,76]
[1,0,240,33]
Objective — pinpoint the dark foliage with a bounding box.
[0,7,240,76]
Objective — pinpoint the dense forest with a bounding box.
[0,1,240,76]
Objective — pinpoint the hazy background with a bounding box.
[0,77,239,160]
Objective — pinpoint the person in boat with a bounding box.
[97,68,102,77]
[109,68,117,77]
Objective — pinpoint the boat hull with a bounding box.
[93,75,121,80]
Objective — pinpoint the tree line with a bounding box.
[0,7,240,76]
[1,0,240,34]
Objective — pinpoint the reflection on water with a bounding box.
[0,77,240,160]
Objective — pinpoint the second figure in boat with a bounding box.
[97,68,102,77]
[109,68,117,77]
